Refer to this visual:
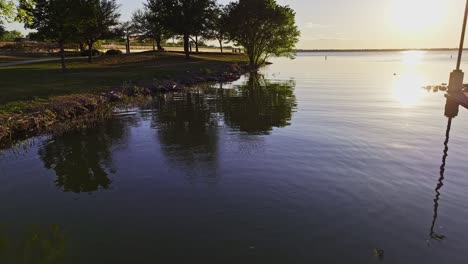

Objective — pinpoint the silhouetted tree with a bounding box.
[225,0,300,69]
[146,0,216,58]
[132,7,170,51]
[78,0,120,62]
[17,0,80,71]
[117,21,136,54]
[199,4,228,53]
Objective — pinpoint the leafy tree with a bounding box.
[0,0,15,38]
[18,0,78,71]
[117,21,135,54]
[0,29,23,40]
[132,7,170,51]
[146,0,216,58]
[78,0,120,62]
[0,0,15,21]
[202,4,228,53]
[225,0,300,69]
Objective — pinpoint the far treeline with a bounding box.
[0,0,300,71]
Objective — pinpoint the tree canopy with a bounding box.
[132,7,170,51]
[0,29,23,40]
[12,0,300,71]
[0,0,15,21]
[78,0,120,62]
[146,0,216,58]
[19,0,80,71]
[225,0,300,68]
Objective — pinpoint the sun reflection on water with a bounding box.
[391,51,428,107]
[392,72,427,107]
[401,50,425,66]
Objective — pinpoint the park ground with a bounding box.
[0,51,247,113]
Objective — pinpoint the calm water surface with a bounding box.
[1,51,468,263]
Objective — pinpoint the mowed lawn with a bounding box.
[0,51,247,105]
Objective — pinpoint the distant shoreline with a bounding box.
[297,48,464,52]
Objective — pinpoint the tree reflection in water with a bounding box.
[152,91,221,179]
[37,74,297,189]
[38,119,129,193]
[151,74,296,179]
[221,73,297,135]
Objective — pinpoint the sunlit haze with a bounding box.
[4,0,468,49]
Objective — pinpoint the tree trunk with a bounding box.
[183,34,190,59]
[79,42,85,52]
[152,38,156,51]
[219,39,223,53]
[248,51,255,69]
[156,35,163,51]
[88,42,93,63]
[126,34,130,54]
[195,36,199,53]
[59,41,66,72]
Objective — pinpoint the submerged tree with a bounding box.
[225,0,300,69]
[132,7,170,51]
[78,0,120,62]
[146,0,216,59]
[18,0,80,71]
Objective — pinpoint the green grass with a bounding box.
[0,51,247,110]
[0,55,47,63]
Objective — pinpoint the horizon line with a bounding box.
[296,48,464,52]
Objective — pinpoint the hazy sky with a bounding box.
[5,0,468,49]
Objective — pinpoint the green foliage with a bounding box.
[0,0,15,21]
[18,0,82,70]
[78,0,120,62]
[201,4,229,52]
[225,0,300,68]
[0,29,23,41]
[132,7,171,51]
[146,0,216,58]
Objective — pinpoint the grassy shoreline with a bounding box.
[0,51,249,147]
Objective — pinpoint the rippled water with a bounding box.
[1,51,468,263]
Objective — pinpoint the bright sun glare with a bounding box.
[391,51,427,107]
[390,0,447,33]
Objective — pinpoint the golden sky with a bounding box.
[6,0,468,49]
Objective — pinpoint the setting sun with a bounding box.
[389,0,448,33]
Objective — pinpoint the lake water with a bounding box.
[1,51,468,263]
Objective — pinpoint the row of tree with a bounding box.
[1,0,300,71]
[16,0,120,69]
